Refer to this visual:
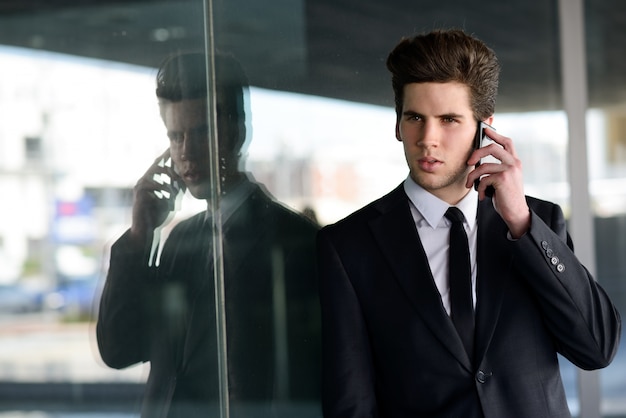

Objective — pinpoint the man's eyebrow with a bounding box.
[401,110,467,119]
[437,112,466,119]
[189,123,210,134]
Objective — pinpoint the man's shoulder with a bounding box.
[245,183,320,234]
[322,184,406,232]
[525,195,563,217]
[268,201,320,237]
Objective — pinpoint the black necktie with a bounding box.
[445,207,474,361]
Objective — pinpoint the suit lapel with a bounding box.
[221,188,273,279]
[181,186,272,370]
[179,216,215,375]
[368,186,473,370]
[473,198,512,364]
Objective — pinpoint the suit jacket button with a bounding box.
[557,263,565,273]
[476,370,489,384]
[551,256,559,265]
[541,241,549,250]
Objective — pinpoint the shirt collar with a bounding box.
[204,177,255,224]
[403,175,478,229]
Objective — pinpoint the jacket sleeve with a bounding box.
[513,204,621,370]
[96,229,156,369]
[317,227,379,418]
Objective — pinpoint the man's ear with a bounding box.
[395,122,402,142]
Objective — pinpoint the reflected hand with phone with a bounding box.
[130,148,185,244]
[466,125,530,238]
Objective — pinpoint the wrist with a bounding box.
[507,210,531,239]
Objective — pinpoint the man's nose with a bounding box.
[181,135,205,159]
[418,121,440,147]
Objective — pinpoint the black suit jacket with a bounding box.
[97,181,321,417]
[317,184,621,418]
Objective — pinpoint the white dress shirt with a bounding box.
[403,176,479,315]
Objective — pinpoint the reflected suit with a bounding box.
[98,179,321,417]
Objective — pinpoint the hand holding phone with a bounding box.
[130,149,185,244]
[469,124,531,236]
[152,154,184,203]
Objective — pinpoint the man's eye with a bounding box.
[190,125,210,138]
[169,133,184,143]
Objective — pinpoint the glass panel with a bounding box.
[585,1,626,416]
[0,0,226,416]
[211,1,322,415]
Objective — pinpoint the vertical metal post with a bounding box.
[557,0,600,417]
[203,0,230,417]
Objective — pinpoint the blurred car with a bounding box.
[44,275,101,319]
[0,283,42,314]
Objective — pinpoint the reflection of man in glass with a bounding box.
[97,52,320,417]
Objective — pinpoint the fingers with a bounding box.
[142,150,185,201]
[467,129,515,166]
[466,131,523,196]
[468,164,508,200]
[466,156,506,192]
[465,129,530,235]
[152,156,184,203]
[131,150,185,236]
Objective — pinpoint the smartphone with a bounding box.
[473,121,498,197]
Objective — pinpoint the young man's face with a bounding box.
[396,81,490,205]
[161,97,243,200]
[161,98,212,199]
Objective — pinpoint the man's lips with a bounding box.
[182,167,206,184]
[417,156,442,172]
[183,171,199,181]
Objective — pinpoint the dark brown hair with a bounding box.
[386,29,500,121]
[155,51,249,153]
[156,51,248,102]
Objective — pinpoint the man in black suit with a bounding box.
[317,29,621,417]
[97,52,320,417]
